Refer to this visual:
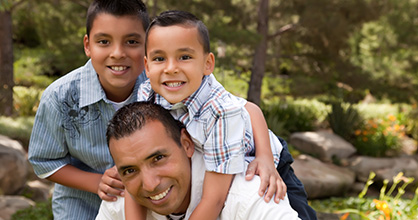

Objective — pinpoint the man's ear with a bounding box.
[203,52,215,76]
[83,34,91,57]
[180,128,194,158]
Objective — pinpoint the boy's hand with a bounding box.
[98,166,125,201]
[245,157,286,203]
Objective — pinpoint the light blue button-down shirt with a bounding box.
[28,59,147,220]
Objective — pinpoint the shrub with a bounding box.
[353,114,406,157]
[327,102,363,141]
[13,86,43,116]
[406,102,418,141]
[12,200,52,220]
[0,116,34,149]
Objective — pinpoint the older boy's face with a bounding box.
[109,120,194,215]
[84,13,146,102]
[145,25,215,104]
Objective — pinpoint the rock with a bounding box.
[0,135,28,195]
[293,154,356,199]
[290,131,357,162]
[349,156,418,185]
[0,196,35,220]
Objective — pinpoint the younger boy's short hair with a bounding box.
[145,10,210,55]
[86,0,149,37]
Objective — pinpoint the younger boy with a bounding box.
[28,1,149,219]
[135,10,316,220]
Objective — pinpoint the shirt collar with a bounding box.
[79,59,143,108]
[154,74,213,121]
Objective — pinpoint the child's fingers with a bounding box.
[274,178,287,203]
[263,176,277,202]
[245,162,257,181]
[258,174,269,197]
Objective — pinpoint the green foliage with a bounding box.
[327,102,363,141]
[353,114,406,157]
[12,199,53,220]
[311,172,418,220]
[262,98,327,138]
[0,116,34,149]
[406,102,418,141]
[13,86,43,116]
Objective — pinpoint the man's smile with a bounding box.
[149,186,172,201]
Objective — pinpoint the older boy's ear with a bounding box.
[144,56,150,77]
[204,52,215,75]
[83,34,91,57]
[180,128,194,158]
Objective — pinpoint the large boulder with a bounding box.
[290,131,356,162]
[0,135,28,195]
[293,154,356,199]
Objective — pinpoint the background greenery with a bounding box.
[1,0,417,219]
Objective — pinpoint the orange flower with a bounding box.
[388,114,396,122]
[373,199,391,220]
[340,212,350,220]
[362,137,368,142]
[355,130,361,135]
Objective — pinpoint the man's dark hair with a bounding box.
[145,10,210,55]
[86,0,150,37]
[106,102,186,147]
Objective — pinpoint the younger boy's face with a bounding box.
[145,25,215,104]
[84,13,146,102]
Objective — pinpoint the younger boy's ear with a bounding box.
[144,56,150,78]
[180,128,194,158]
[204,52,215,75]
[83,34,91,57]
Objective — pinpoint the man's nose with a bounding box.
[141,169,161,192]
[110,44,126,59]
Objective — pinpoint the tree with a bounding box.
[0,2,15,116]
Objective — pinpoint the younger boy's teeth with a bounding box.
[166,82,182,87]
[111,66,127,71]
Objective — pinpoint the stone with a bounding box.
[290,131,356,162]
[0,196,35,220]
[292,154,356,199]
[0,135,28,195]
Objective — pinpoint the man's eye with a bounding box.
[154,155,165,162]
[122,168,136,176]
[180,55,191,60]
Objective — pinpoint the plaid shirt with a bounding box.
[139,74,281,174]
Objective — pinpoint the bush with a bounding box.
[406,102,418,141]
[353,114,406,157]
[262,98,327,138]
[0,116,34,149]
[327,102,363,141]
[13,86,43,116]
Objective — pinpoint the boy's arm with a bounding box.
[244,102,286,203]
[189,172,234,220]
[125,193,147,220]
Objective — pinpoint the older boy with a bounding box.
[28,1,149,219]
[97,101,300,220]
[137,10,316,220]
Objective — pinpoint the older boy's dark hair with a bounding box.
[86,0,149,37]
[106,102,186,147]
[145,10,210,55]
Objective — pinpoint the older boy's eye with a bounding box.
[98,40,109,45]
[127,40,139,45]
[180,55,191,60]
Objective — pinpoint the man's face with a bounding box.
[145,25,215,104]
[109,120,194,215]
[84,13,146,102]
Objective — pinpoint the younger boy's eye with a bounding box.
[180,55,191,60]
[153,57,165,62]
[127,40,139,45]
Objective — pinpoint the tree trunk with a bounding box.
[0,10,14,116]
[247,0,269,106]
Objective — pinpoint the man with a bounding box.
[96,102,300,220]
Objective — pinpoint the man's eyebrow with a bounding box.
[145,149,166,160]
